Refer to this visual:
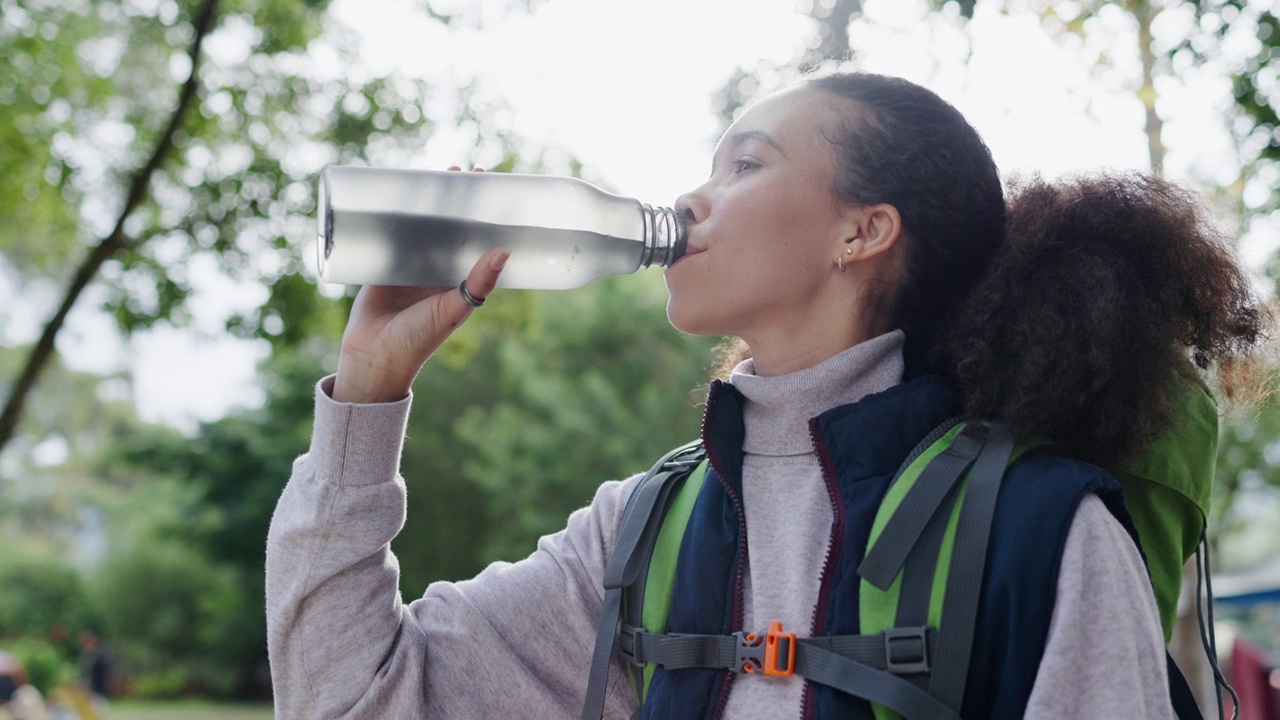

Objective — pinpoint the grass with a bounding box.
[106,700,274,720]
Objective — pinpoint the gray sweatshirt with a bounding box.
[266,334,1173,719]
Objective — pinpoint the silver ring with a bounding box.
[458,280,485,308]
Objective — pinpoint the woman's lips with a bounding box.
[676,246,706,265]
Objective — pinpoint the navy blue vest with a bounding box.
[639,375,1136,720]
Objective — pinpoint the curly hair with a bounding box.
[945,173,1268,467]
[716,72,1271,470]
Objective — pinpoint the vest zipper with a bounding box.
[799,419,847,720]
[701,386,749,720]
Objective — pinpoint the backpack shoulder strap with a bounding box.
[580,440,705,720]
[860,419,1033,719]
[623,457,707,702]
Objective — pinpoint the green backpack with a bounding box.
[581,374,1230,720]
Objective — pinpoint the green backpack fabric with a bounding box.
[1114,375,1218,639]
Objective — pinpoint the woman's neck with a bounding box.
[744,331,876,377]
[731,330,906,456]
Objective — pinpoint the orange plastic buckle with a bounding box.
[763,621,797,677]
[735,621,796,677]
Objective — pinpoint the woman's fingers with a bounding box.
[466,248,508,302]
[438,248,509,320]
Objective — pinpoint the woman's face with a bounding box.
[664,87,868,361]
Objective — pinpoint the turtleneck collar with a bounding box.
[729,331,905,456]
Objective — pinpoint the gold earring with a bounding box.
[836,247,853,272]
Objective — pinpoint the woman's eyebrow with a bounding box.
[708,129,786,178]
[725,129,785,155]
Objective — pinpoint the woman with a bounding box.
[266,72,1267,718]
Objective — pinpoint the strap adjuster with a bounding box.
[733,621,796,677]
[619,624,641,667]
[883,626,930,675]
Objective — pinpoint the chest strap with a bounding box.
[620,623,957,720]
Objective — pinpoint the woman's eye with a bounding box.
[731,158,759,175]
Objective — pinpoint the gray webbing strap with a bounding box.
[895,481,958,628]
[926,422,1015,712]
[608,441,704,589]
[625,628,938,671]
[620,452,702,692]
[801,630,936,673]
[858,426,986,590]
[892,486,954,690]
[627,631,736,669]
[795,643,960,720]
[580,441,702,720]
[581,587,625,720]
[628,629,957,719]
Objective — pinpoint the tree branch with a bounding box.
[0,0,222,456]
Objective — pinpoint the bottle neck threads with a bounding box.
[640,205,687,268]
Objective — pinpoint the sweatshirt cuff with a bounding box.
[309,375,413,487]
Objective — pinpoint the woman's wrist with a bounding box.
[332,361,414,404]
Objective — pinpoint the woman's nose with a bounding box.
[675,189,707,225]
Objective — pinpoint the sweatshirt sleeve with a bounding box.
[265,377,642,719]
[1024,494,1174,719]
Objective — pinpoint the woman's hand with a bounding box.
[333,257,509,404]
[332,166,506,404]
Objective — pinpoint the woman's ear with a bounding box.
[843,203,902,261]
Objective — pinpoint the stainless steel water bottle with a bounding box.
[316,166,687,289]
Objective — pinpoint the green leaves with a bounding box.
[0,0,544,455]
[0,1,116,272]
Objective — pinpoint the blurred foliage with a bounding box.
[710,0,862,131]
[907,0,1280,271]
[0,559,99,645]
[933,0,1280,219]
[4,637,78,696]
[402,275,717,579]
[0,346,146,564]
[93,346,322,698]
[92,534,250,697]
[1177,0,1280,217]
[0,0,538,456]
[1213,392,1280,560]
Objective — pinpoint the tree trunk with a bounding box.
[1134,0,1165,175]
[0,0,221,458]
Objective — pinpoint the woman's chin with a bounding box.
[664,299,722,337]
